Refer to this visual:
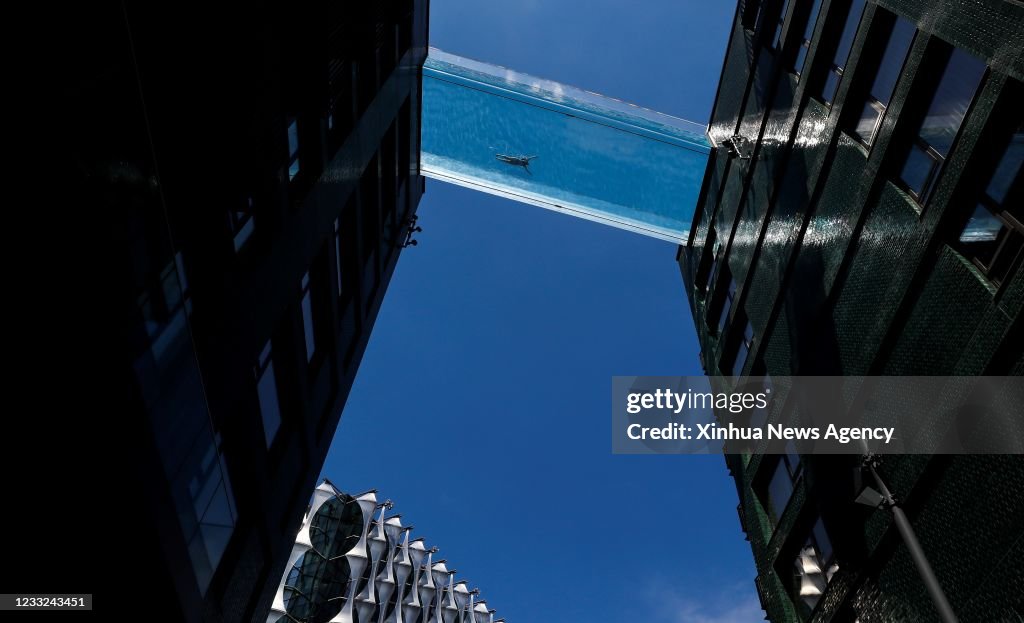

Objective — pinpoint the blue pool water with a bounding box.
[421,49,711,243]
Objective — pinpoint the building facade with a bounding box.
[679,0,1022,621]
[50,1,429,621]
[267,481,502,623]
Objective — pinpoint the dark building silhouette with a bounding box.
[679,0,1022,620]
[27,1,429,621]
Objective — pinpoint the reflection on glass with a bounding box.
[820,0,866,104]
[288,552,349,621]
[785,439,801,476]
[185,432,237,595]
[851,16,914,146]
[139,256,192,366]
[868,19,914,103]
[960,205,1003,244]
[201,483,235,564]
[794,0,823,77]
[701,231,720,296]
[917,49,986,157]
[794,46,809,76]
[311,495,364,559]
[301,271,315,362]
[772,0,793,50]
[743,0,765,30]
[732,320,755,377]
[956,124,1023,284]
[763,446,802,527]
[717,277,738,335]
[285,552,320,619]
[793,516,839,616]
[986,131,1023,204]
[706,253,720,295]
[256,340,281,447]
[732,340,749,378]
[898,48,986,203]
[288,120,301,181]
[231,197,255,252]
[853,101,882,146]
[822,71,840,104]
[767,458,796,524]
[899,143,935,198]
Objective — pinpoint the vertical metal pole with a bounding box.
[868,463,959,623]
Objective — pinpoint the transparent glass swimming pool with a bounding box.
[421,49,711,243]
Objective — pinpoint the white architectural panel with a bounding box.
[267,480,504,623]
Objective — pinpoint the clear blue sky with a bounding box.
[321,2,763,621]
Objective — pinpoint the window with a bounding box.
[819,0,866,105]
[957,124,1023,285]
[381,122,399,240]
[722,311,755,376]
[173,252,192,317]
[138,254,192,365]
[228,196,255,252]
[731,318,755,377]
[749,367,773,429]
[898,48,987,204]
[357,52,378,114]
[255,340,281,447]
[742,0,765,31]
[792,0,823,78]
[850,16,915,147]
[333,217,345,299]
[792,516,838,617]
[300,271,316,362]
[335,196,358,313]
[717,276,738,335]
[283,552,320,620]
[762,445,802,526]
[360,154,382,271]
[399,13,413,58]
[288,119,301,181]
[398,98,412,186]
[327,61,355,153]
[185,432,237,595]
[705,250,720,295]
[379,24,399,83]
[698,230,720,296]
[328,92,347,137]
[771,0,793,50]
